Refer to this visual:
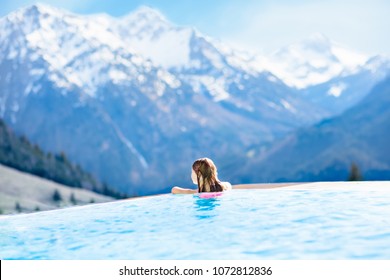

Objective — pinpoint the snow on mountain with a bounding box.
[114,6,254,73]
[298,53,390,115]
[112,6,285,103]
[115,6,193,69]
[327,83,346,97]
[364,54,390,75]
[0,3,185,100]
[253,33,369,89]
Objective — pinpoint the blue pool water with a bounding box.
[1,188,390,259]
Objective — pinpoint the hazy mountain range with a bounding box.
[234,77,390,182]
[0,3,389,195]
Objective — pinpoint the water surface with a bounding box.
[1,188,390,259]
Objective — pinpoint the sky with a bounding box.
[0,0,389,56]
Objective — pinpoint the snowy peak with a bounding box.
[123,5,168,24]
[1,4,383,93]
[300,33,332,51]
[119,5,174,39]
[260,33,369,88]
[116,5,257,74]
[22,3,64,16]
[273,33,333,59]
[0,3,176,98]
[111,6,195,69]
[5,3,72,24]
[364,55,390,73]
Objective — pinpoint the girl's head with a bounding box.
[191,158,223,192]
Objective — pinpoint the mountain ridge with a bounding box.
[238,75,390,183]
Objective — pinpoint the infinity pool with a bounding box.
[1,183,390,259]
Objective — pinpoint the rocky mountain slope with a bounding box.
[237,76,390,182]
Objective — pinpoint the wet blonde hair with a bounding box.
[192,158,224,192]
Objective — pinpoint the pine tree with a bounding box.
[60,151,66,162]
[53,189,62,203]
[35,206,40,212]
[15,201,22,213]
[348,163,363,181]
[70,193,77,205]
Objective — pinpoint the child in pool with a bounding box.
[171,158,232,194]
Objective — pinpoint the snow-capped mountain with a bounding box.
[248,32,389,115]
[254,33,369,89]
[300,54,390,115]
[114,6,193,69]
[0,4,182,98]
[112,6,284,103]
[114,6,260,74]
[111,6,328,125]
